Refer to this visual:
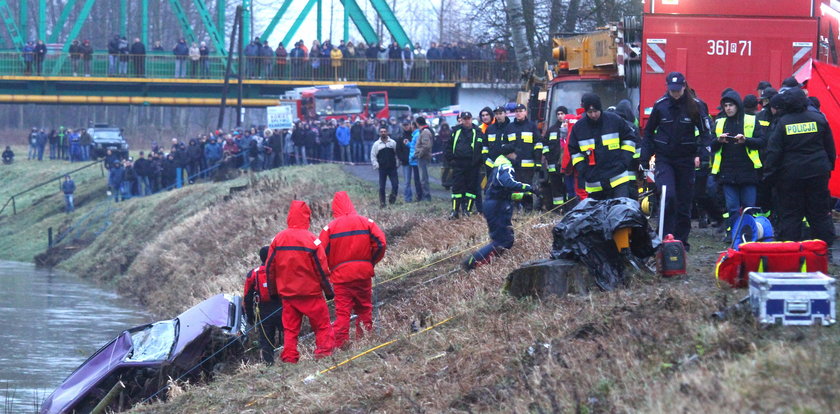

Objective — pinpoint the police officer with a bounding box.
[763,88,835,245]
[756,87,778,137]
[543,106,570,209]
[568,93,638,200]
[446,112,483,219]
[505,103,542,210]
[463,143,532,270]
[711,89,765,240]
[641,72,711,250]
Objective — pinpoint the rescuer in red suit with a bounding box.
[242,245,283,365]
[266,200,335,363]
[319,191,387,348]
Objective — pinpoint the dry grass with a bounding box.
[14,158,833,413]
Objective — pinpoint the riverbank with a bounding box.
[4,157,839,412]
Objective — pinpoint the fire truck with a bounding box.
[281,84,390,123]
[534,0,840,129]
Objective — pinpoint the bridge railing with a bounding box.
[2,52,521,84]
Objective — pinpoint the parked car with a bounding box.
[87,124,129,159]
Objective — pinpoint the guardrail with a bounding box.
[0,52,520,84]
[0,160,103,216]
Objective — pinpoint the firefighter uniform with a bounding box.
[243,258,283,365]
[484,110,510,173]
[446,118,484,218]
[266,200,335,363]
[464,148,532,270]
[505,104,542,210]
[641,72,712,248]
[543,118,568,208]
[568,94,638,201]
[763,88,836,245]
[318,191,387,349]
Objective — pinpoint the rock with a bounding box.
[505,258,595,299]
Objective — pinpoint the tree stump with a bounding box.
[506,258,594,299]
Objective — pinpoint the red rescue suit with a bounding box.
[242,265,283,364]
[266,200,335,363]
[319,191,387,348]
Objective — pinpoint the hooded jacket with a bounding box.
[318,192,387,284]
[266,201,333,298]
[710,90,764,185]
[764,88,836,181]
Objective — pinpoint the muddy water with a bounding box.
[0,261,149,413]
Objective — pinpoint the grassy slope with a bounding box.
[5,156,838,412]
[128,181,839,413]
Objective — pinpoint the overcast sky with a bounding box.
[251,0,450,47]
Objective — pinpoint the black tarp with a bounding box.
[550,197,660,290]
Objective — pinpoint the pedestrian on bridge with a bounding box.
[130,38,146,77]
[22,41,34,75]
[34,40,46,76]
[108,35,120,76]
[81,40,93,76]
[172,38,188,78]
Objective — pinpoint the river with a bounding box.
[0,261,149,413]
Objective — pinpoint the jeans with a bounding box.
[378,167,399,205]
[81,145,89,161]
[28,144,36,160]
[402,165,414,201]
[118,60,127,75]
[418,159,431,200]
[121,181,133,199]
[351,141,364,162]
[109,55,117,75]
[138,176,152,196]
[295,145,307,165]
[49,143,57,159]
[175,59,187,78]
[338,145,351,162]
[363,141,374,162]
[64,194,74,212]
[320,142,333,162]
[722,184,757,234]
[366,61,376,80]
[36,145,44,161]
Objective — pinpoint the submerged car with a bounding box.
[40,294,246,414]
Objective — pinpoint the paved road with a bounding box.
[341,164,451,200]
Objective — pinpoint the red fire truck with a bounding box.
[283,84,390,123]
[537,0,840,125]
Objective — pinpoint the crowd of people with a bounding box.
[19,35,513,82]
[25,126,94,162]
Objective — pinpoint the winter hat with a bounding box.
[743,94,758,112]
[500,143,516,156]
[580,93,602,111]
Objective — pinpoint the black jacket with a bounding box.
[711,90,765,185]
[445,125,483,167]
[504,117,542,169]
[568,111,638,190]
[642,92,711,163]
[484,117,510,167]
[134,157,151,177]
[764,89,835,181]
[395,130,411,165]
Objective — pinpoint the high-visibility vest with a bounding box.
[711,114,761,175]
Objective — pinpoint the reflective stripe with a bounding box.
[542,146,550,154]
[546,163,556,170]
[487,134,497,142]
[522,132,533,143]
[534,142,544,150]
[601,132,619,150]
[481,146,489,154]
[578,139,596,151]
[465,192,476,199]
[548,132,558,141]
[620,140,636,153]
[759,120,770,127]
[485,158,495,168]
[584,181,603,192]
[552,197,564,205]
[507,133,516,141]
[609,171,635,187]
[520,159,535,168]
[451,193,463,198]
[711,116,761,174]
[571,153,585,165]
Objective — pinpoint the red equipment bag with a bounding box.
[657,234,687,277]
[714,240,829,288]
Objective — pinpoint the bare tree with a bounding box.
[506,0,534,72]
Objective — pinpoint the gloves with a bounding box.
[323,285,335,301]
